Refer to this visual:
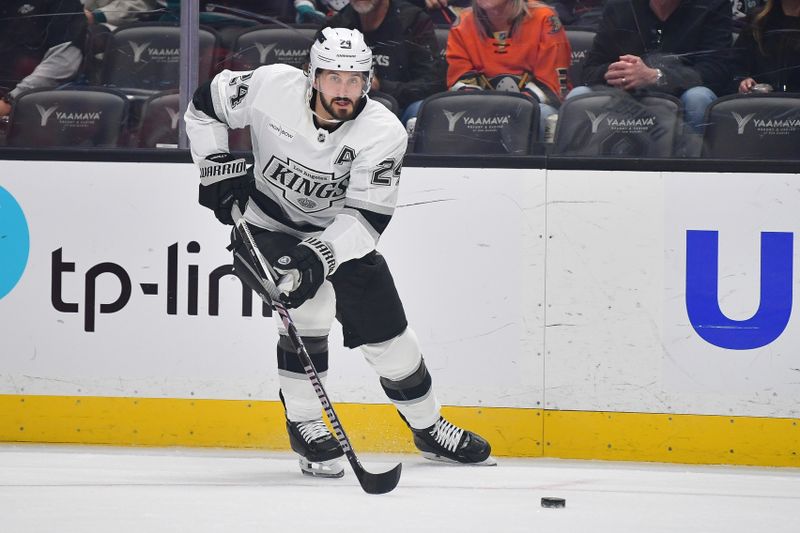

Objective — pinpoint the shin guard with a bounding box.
[278,334,329,422]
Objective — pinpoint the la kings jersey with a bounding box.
[184,64,408,268]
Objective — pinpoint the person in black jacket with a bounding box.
[327,0,446,124]
[0,0,87,117]
[568,0,733,132]
[734,0,800,93]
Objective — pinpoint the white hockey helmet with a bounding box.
[306,27,373,105]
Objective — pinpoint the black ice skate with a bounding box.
[411,416,497,466]
[286,419,345,478]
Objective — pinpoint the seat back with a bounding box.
[135,91,180,148]
[370,91,401,117]
[228,25,317,70]
[7,88,129,148]
[102,23,219,92]
[412,91,539,155]
[701,93,800,159]
[553,91,681,157]
[565,29,595,86]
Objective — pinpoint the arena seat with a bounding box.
[6,88,129,148]
[228,127,252,152]
[101,23,220,95]
[134,90,180,148]
[701,93,800,159]
[370,91,401,117]
[565,28,595,87]
[553,90,682,157]
[227,24,318,71]
[411,91,540,155]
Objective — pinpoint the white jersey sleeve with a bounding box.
[184,68,261,164]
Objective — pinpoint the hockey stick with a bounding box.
[230,204,402,495]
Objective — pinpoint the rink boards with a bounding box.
[0,161,798,466]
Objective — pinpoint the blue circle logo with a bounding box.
[0,186,30,299]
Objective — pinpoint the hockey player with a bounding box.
[184,27,494,477]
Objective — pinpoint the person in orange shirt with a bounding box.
[445,0,572,133]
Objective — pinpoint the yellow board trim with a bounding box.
[1,395,798,467]
[544,410,800,467]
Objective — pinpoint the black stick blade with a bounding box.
[354,462,402,494]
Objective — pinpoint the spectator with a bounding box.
[327,0,446,124]
[445,0,572,134]
[573,0,733,133]
[0,0,87,118]
[546,0,604,29]
[734,0,800,93]
[82,0,157,27]
[295,0,349,24]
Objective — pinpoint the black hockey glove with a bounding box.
[273,237,337,309]
[198,153,249,225]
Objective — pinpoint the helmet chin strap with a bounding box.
[310,108,344,125]
[308,87,344,125]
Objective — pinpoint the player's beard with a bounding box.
[320,93,357,121]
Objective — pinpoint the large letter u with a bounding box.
[686,230,793,350]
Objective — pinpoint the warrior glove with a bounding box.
[273,237,337,309]
[198,153,249,225]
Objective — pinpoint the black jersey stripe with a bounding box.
[250,191,327,234]
[348,206,393,235]
[192,80,221,123]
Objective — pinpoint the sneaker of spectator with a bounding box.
[734,0,800,94]
[326,0,446,125]
[446,0,572,139]
[570,0,733,134]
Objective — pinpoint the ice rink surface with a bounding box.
[2,444,799,533]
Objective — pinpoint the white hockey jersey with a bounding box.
[184,64,408,269]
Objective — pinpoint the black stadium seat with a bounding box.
[565,29,595,87]
[101,23,220,95]
[135,90,180,148]
[553,90,682,157]
[229,127,253,151]
[701,93,800,159]
[228,25,317,71]
[135,89,254,151]
[6,88,129,148]
[411,91,540,155]
[370,91,400,117]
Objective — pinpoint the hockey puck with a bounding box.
[541,497,566,508]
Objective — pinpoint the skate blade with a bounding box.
[420,452,498,466]
[298,457,345,478]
